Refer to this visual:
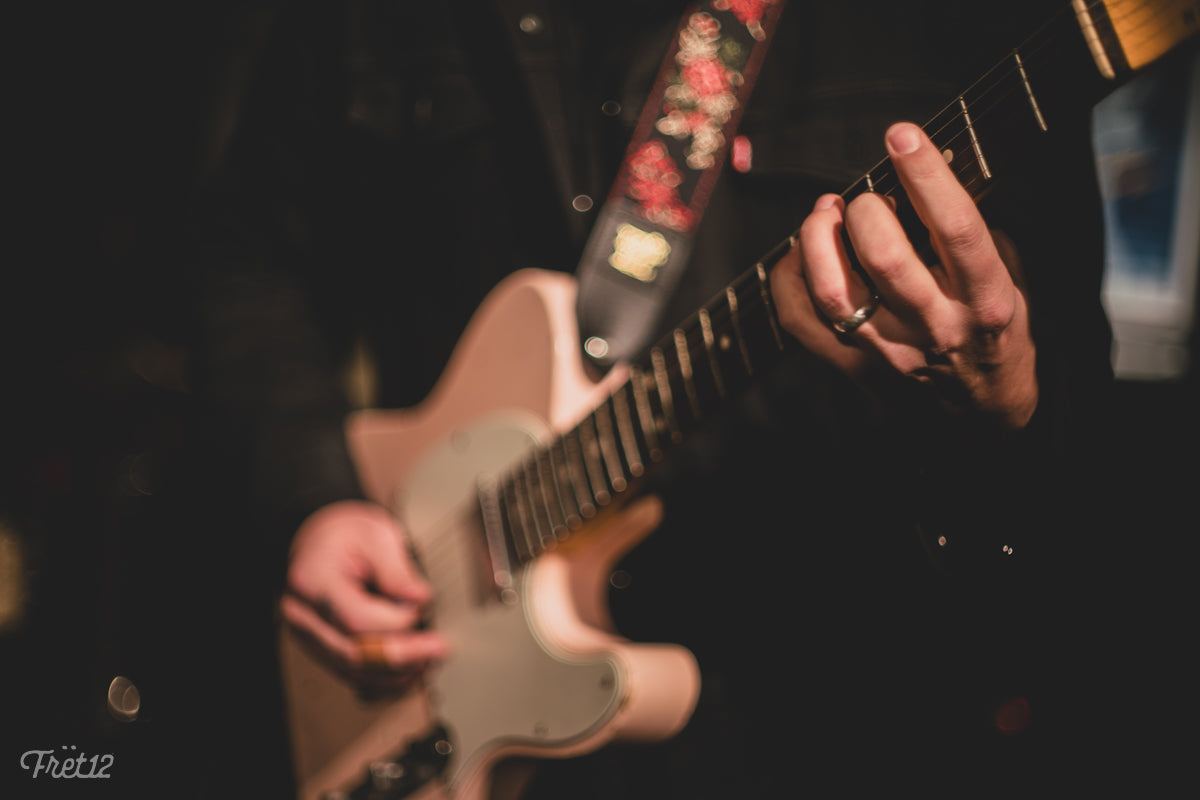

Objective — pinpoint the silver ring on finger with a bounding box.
[832,294,881,334]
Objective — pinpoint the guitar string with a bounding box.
[854,3,1073,200]
[480,0,1187,568]
[553,0,1101,479]
[879,0,1137,202]
[850,0,1188,196]
[660,1,1176,419]
[573,0,1190,494]
[511,245,857,550]
[489,3,1060,527]
[374,0,1191,598]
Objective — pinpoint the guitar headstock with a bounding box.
[1075,0,1200,78]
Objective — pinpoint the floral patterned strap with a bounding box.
[621,1,782,233]
[576,0,784,366]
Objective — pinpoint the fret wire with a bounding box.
[856,102,965,199]
[1075,1,1177,72]
[593,398,629,494]
[561,430,598,519]
[616,251,780,432]
[725,285,753,376]
[630,366,664,461]
[961,54,1054,138]
[673,328,703,422]
[845,175,870,199]
[951,4,1071,115]
[1014,49,1049,131]
[506,470,539,562]
[534,445,569,540]
[958,95,992,180]
[476,476,514,588]
[847,114,956,198]
[858,79,1022,207]
[681,315,729,410]
[850,11,1069,201]
[937,50,1065,197]
[698,307,727,399]
[547,440,584,530]
[1075,0,1118,76]
[500,474,523,561]
[530,456,558,547]
[706,282,744,350]
[650,346,684,444]
[610,383,646,478]
[521,458,552,549]
[496,480,527,566]
[577,415,612,506]
[930,6,1090,198]
[953,99,1030,186]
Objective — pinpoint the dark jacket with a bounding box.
[182,1,1116,796]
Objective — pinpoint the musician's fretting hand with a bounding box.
[770,122,1038,429]
[281,500,449,691]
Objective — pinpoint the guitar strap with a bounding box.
[574,0,785,366]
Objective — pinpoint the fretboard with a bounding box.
[486,0,1199,570]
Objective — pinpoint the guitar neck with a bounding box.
[846,0,1198,214]
[490,0,1200,568]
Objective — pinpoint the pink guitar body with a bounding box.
[280,269,702,800]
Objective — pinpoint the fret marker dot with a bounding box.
[942,149,954,164]
[584,336,609,359]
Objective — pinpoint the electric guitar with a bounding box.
[280,2,1199,798]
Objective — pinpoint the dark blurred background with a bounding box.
[3,3,1196,797]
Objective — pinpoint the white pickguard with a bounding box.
[395,413,625,793]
